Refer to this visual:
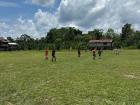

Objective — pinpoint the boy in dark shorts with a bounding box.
[52,49,56,62]
[98,48,102,59]
[78,48,81,57]
[92,48,96,60]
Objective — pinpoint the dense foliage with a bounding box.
[7,23,140,50]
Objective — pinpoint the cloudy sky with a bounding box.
[0,0,140,38]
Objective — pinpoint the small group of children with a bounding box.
[92,48,103,60]
[45,48,103,62]
[45,48,56,62]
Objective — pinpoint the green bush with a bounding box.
[137,41,140,49]
[126,46,137,49]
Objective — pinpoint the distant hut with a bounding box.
[8,43,18,51]
[0,37,18,51]
[89,39,113,50]
[0,37,9,51]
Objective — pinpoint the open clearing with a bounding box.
[0,50,140,105]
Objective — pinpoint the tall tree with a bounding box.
[16,34,35,50]
[88,29,103,40]
[121,23,133,41]
[105,28,116,39]
[46,27,82,49]
[7,37,14,42]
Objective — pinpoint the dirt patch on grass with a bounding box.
[124,74,140,79]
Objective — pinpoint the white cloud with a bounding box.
[34,9,58,32]
[1,0,140,38]
[0,22,9,29]
[0,17,39,38]
[34,9,58,28]
[58,0,96,23]
[0,22,10,37]
[0,9,58,38]
[12,17,39,37]
[58,0,140,31]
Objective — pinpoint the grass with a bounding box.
[0,50,140,105]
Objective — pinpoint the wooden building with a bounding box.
[8,43,18,51]
[0,37,9,51]
[89,39,113,50]
[0,37,18,51]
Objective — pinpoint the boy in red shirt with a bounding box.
[92,48,96,60]
[45,48,48,60]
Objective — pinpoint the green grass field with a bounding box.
[0,50,140,105]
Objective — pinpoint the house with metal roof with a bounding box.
[0,37,18,51]
[89,39,113,50]
[0,37,9,51]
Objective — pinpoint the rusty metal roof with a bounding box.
[0,37,9,43]
[89,39,113,43]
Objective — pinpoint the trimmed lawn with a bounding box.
[0,50,140,105]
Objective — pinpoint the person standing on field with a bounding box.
[78,48,81,57]
[98,48,102,59]
[45,48,48,60]
[52,48,56,62]
[114,48,120,55]
[92,48,96,60]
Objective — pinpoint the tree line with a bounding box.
[7,23,140,50]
